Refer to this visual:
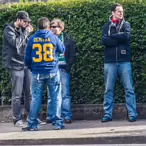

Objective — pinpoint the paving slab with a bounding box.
[0,120,146,145]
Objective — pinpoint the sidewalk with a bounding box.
[0,120,146,145]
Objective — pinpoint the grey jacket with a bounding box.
[2,21,28,70]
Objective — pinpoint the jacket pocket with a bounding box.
[118,46,131,61]
[11,54,24,65]
[11,57,24,65]
[119,47,130,57]
[9,55,24,70]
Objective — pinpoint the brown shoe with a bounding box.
[64,119,72,124]
[46,119,52,124]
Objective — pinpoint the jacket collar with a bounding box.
[108,15,125,32]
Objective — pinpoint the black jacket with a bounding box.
[102,16,131,63]
[2,21,28,70]
[60,33,76,72]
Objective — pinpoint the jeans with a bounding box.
[8,67,31,122]
[103,62,137,119]
[27,71,63,129]
[47,69,72,121]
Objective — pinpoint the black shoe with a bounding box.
[128,116,136,122]
[64,119,72,124]
[101,116,112,123]
[46,119,52,124]
[22,126,38,131]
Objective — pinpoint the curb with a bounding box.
[1,136,146,145]
[1,103,146,122]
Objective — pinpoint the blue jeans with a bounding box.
[47,69,72,120]
[27,71,63,129]
[103,62,137,119]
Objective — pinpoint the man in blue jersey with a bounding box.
[22,17,65,131]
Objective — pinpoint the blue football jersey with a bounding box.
[25,30,65,74]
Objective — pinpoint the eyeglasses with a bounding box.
[51,26,59,28]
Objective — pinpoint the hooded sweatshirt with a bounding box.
[25,30,65,74]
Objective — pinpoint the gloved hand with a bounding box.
[110,23,117,36]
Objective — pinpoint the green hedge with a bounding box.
[0,0,146,104]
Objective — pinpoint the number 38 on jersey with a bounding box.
[33,43,54,62]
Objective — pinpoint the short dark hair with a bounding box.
[111,3,123,12]
[37,17,50,30]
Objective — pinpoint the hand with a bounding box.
[26,24,34,33]
[65,66,71,73]
[110,23,117,36]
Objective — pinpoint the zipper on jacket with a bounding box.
[116,47,118,61]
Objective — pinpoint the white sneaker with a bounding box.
[14,120,26,127]
[37,118,46,125]
[26,117,46,125]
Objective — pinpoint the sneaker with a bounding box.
[46,119,52,124]
[22,126,38,131]
[101,116,112,123]
[14,120,26,127]
[64,119,72,124]
[128,116,136,122]
[53,125,65,130]
[37,118,46,125]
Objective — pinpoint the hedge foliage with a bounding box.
[0,0,146,104]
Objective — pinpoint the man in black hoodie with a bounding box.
[2,11,33,127]
[101,4,137,122]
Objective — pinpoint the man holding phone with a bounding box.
[2,11,33,127]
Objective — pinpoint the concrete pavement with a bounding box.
[1,120,146,145]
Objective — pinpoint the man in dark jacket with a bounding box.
[101,4,137,122]
[46,19,76,124]
[2,11,33,127]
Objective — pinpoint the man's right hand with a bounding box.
[26,24,34,33]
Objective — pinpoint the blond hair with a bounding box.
[51,18,65,31]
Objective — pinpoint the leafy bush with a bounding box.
[0,0,146,105]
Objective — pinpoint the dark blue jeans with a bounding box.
[103,62,137,119]
[27,71,64,129]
